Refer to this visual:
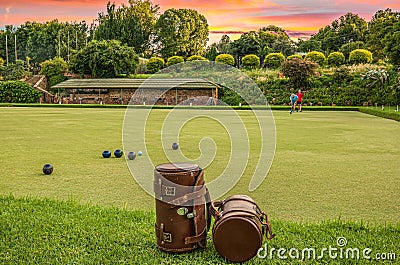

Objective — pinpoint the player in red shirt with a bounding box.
[295,89,304,112]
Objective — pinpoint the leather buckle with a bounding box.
[164,186,176,196]
[163,232,172,243]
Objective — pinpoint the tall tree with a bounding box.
[310,13,367,54]
[154,8,209,58]
[205,35,232,61]
[230,31,261,61]
[94,0,159,56]
[384,20,400,66]
[366,9,400,61]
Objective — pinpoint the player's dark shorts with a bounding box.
[297,101,302,105]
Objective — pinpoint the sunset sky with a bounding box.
[1,0,399,41]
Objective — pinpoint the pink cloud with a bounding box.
[1,0,400,36]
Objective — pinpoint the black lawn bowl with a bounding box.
[43,164,53,175]
[128,151,136,160]
[114,149,123,158]
[102,150,111,158]
[172,142,179,150]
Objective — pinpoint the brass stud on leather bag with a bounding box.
[210,195,275,263]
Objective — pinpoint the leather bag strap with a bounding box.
[185,226,207,245]
[167,185,207,206]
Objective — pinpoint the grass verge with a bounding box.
[1,195,399,264]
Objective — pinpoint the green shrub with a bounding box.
[0,57,4,67]
[349,49,373,64]
[146,57,164,73]
[264,53,285,68]
[166,56,184,67]
[0,60,28,81]
[281,58,318,88]
[287,54,303,60]
[215,54,235,66]
[305,51,326,65]
[40,57,68,87]
[327,52,345,66]
[0,81,42,103]
[339,41,366,60]
[187,55,208,61]
[241,54,260,69]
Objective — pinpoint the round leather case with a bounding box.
[213,214,263,262]
[211,195,274,263]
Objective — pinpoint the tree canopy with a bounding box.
[69,40,138,78]
[154,8,209,58]
[94,0,159,56]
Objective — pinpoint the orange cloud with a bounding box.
[2,0,400,39]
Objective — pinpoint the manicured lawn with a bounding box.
[0,107,399,223]
[1,195,399,264]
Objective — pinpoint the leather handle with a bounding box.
[209,200,223,220]
[262,212,275,240]
[205,188,212,231]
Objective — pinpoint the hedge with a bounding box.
[0,81,42,103]
[327,52,345,66]
[215,54,235,66]
[349,49,373,64]
[187,55,208,61]
[241,54,260,69]
[166,56,184,67]
[358,108,400,122]
[146,57,165,73]
[305,51,326,65]
[264,53,285,68]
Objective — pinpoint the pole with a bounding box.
[5,35,8,66]
[67,31,70,63]
[58,32,61,57]
[14,34,17,62]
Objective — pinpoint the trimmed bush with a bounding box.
[349,49,373,64]
[327,52,345,66]
[359,108,400,122]
[287,54,303,60]
[146,57,164,73]
[264,53,285,68]
[0,57,4,67]
[340,41,366,59]
[0,81,42,103]
[241,54,260,69]
[166,56,184,67]
[215,54,235,66]
[305,51,326,65]
[187,55,208,61]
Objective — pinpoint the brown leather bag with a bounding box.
[154,162,210,253]
[210,195,275,263]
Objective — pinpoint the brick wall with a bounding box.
[67,88,217,105]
